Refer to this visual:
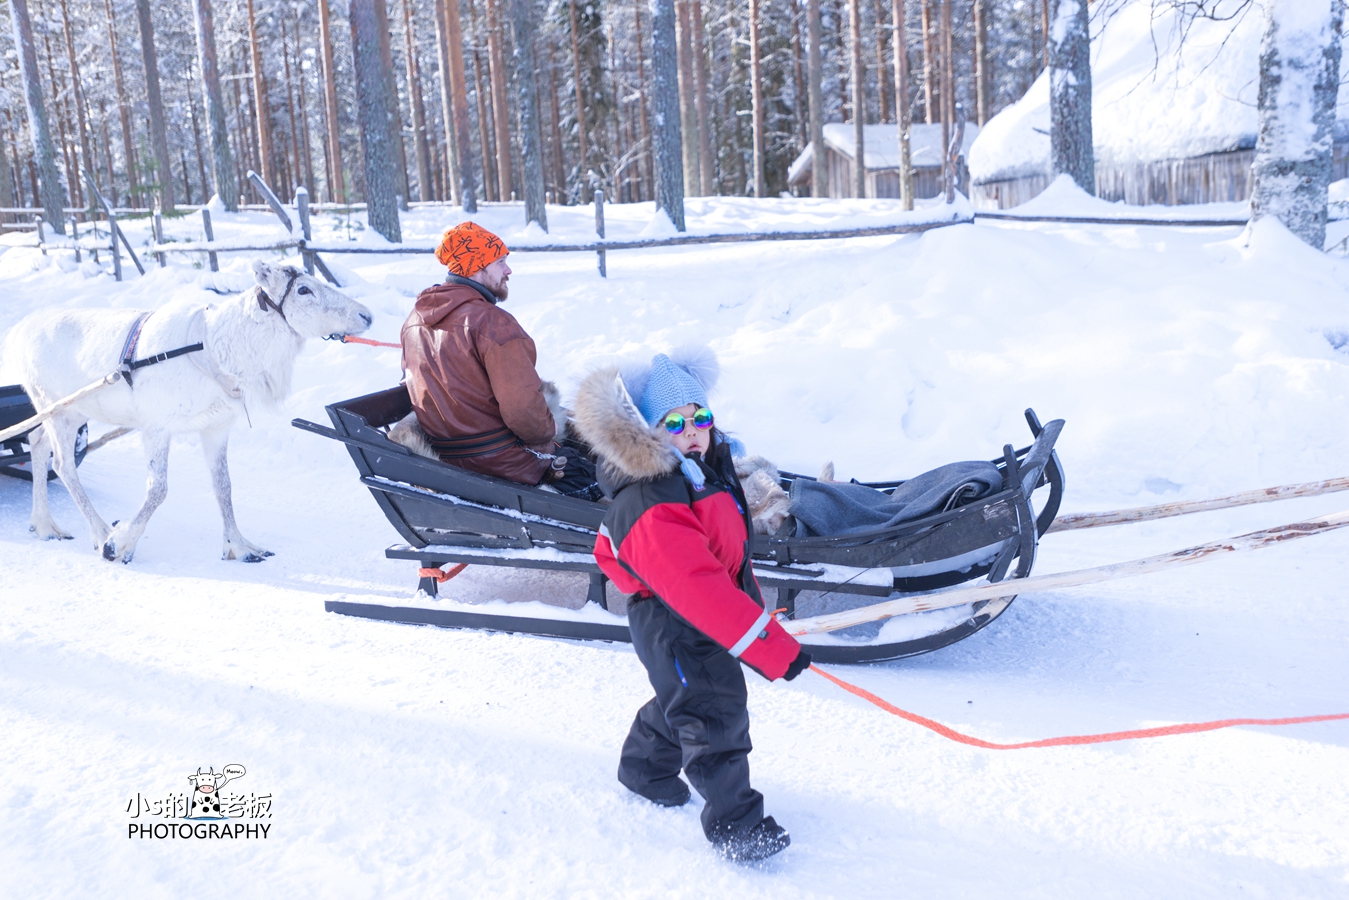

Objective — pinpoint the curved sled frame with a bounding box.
[297,387,1065,664]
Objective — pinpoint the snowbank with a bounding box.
[2,198,1348,896]
[990,173,1249,220]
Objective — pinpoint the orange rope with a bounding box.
[809,665,1349,750]
[342,335,401,349]
[418,563,469,583]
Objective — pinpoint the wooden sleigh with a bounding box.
[294,386,1066,664]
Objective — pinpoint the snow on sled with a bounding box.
[294,386,1064,664]
[0,384,87,482]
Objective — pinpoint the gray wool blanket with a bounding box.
[788,461,1003,536]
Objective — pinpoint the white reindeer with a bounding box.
[5,260,373,563]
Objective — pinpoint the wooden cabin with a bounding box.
[787,123,979,200]
[969,0,1349,210]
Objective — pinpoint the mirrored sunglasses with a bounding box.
[663,407,714,435]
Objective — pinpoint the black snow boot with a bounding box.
[618,768,691,808]
[712,816,791,862]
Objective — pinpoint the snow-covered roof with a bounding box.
[788,123,981,183]
[969,0,1346,183]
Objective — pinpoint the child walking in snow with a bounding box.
[572,350,811,862]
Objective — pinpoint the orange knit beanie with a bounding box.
[435,221,509,276]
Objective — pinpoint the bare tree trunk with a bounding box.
[1048,0,1094,194]
[102,0,137,196]
[486,0,513,201]
[40,29,77,208]
[40,28,74,207]
[849,0,865,197]
[193,0,238,209]
[0,118,14,216]
[546,46,568,200]
[922,0,935,123]
[872,0,891,122]
[940,0,953,200]
[246,0,273,189]
[282,18,303,201]
[10,0,64,230]
[1041,0,1050,76]
[295,10,316,197]
[134,0,174,211]
[100,107,115,204]
[403,0,434,201]
[508,0,547,228]
[788,0,808,151]
[650,0,685,229]
[351,0,403,240]
[807,0,826,197]
[474,48,497,200]
[974,0,989,125]
[1250,0,1345,248]
[691,0,714,195]
[891,0,913,209]
[373,0,411,208]
[443,0,478,210]
[567,0,589,201]
[749,0,765,197]
[675,0,700,195]
[187,72,209,201]
[318,0,346,201]
[634,1,653,200]
[447,0,478,210]
[432,0,459,204]
[57,0,94,202]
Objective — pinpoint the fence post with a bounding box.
[594,189,606,278]
[153,209,166,267]
[69,215,81,263]
[35,216,45,256]
[84,173,143,275]
[201,208,219,273]
[297,187,314,275]
[110,215,122,282]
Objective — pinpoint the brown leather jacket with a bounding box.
[401,278,557,484]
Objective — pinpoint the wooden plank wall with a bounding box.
[973,144,1349,210]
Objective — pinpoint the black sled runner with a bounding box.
[294,387,1064,664]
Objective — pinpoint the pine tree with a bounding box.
[508,0,547,229]
[350,0,403,241]
[1047,0,1093,194]
[10,0,65,232]
[1250,0,1345,248]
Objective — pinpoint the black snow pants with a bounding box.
[620,595,765,842]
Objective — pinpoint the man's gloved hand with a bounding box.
[783,649,812,682]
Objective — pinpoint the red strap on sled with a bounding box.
[419,563,468,583]
[809,665,1349,750]
[341,335,401,349]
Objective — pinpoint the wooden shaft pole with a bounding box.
[0,373,123,445]
[1049,476,1349,533]
[788,509,1349,636]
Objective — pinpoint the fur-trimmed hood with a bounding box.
[571,367,684,489]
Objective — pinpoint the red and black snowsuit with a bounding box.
[589,412,808,842]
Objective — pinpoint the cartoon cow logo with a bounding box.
[186,764,246,820]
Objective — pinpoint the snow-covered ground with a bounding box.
[2,199,1347,897]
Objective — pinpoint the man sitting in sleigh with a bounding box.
[399,222,602,501]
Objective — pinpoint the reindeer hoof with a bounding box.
[102,540,117,561]
[241,553,267,563]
